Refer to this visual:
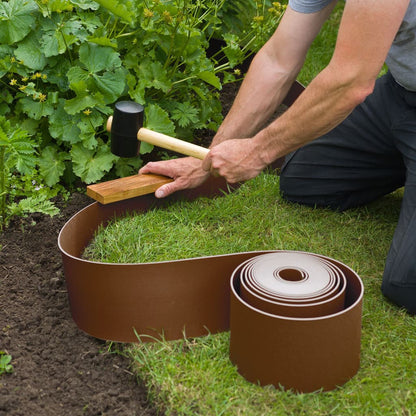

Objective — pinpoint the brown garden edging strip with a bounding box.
[58,81,363,392]
[58,176,363,393]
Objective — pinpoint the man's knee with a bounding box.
[279,162,347,209]
[381,280,416,314]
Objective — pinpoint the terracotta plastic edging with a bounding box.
[58,175,363,393]
[58,81,364,392]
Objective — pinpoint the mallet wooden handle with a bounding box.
[107,116,209,160]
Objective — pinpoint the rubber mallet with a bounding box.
[108,101,209,159]
[87,101,209,204]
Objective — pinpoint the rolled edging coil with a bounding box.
[230,252,363,393]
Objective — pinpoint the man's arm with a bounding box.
[211,1,337,146]
[140,2,335,196]
[205,0,410,183]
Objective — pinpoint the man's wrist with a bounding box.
[252,129,278,167]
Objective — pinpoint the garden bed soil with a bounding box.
[0,192,158,416]
[0,82,241,416]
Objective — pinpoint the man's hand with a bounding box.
[139,157,210,198]
[202,138,268,184]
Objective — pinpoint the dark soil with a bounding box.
[0,83,241,416]
[0,193,158,416]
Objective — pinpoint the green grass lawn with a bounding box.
[86,173,416,415]
[85,3,416,414]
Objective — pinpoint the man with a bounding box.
[140,0,416,313]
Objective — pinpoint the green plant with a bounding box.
[0,115,59,229]
[0,0,285,187]
[0,351,13,375]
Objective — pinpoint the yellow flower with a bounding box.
[253,15,264,23]
[234,69,241,76]
[9,79,17,86]
[83,108,92,116]
[19,85,27,91]
[144,8,153,18]
[38,93,47,102]
[163,11,172,23]
[42,74,47,80]
[22,77,29,82]
[10,57,16,63]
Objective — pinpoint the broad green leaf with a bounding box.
[17,97,54,121]
[69,45,126,104]
[14,36,46,70]
[0,0,38,44]
[49,101,81,143]
[0,102,9,116]
[92,68,126,102]
[70,0,100,10]
[78,129,97,149]
[138,60,171,93]
[39,146,67,186]
[77,112,103,149]
[64,92,104,114]
[78,12,101,33]
[43,59,71,91]
[0,88,13,105]
[67,66,89,88]
[139,141,153,155]
[145,104,175,136]
[130,60,171,104]
[71,142,117,183]
[197,71,221,89]
[40,30,64,57]
[40,15,87,57]
[94,0,133,24]
[79,43,121,73]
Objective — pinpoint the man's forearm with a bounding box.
[253,66,375,166]
[211,47,300,147]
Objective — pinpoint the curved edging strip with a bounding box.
[58,177,363,393]
[58,81,363,392]
[58,177,243,342]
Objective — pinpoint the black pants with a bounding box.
[280,72,416,313]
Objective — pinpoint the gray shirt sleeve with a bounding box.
[288,0,335,13]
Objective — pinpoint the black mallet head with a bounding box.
[107,101,209,160]
[110,101,144,158]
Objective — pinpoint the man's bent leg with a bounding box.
[381,86,416,313]
[381,185,416,314]
[280,73,405,211]
[280,73,416,313]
